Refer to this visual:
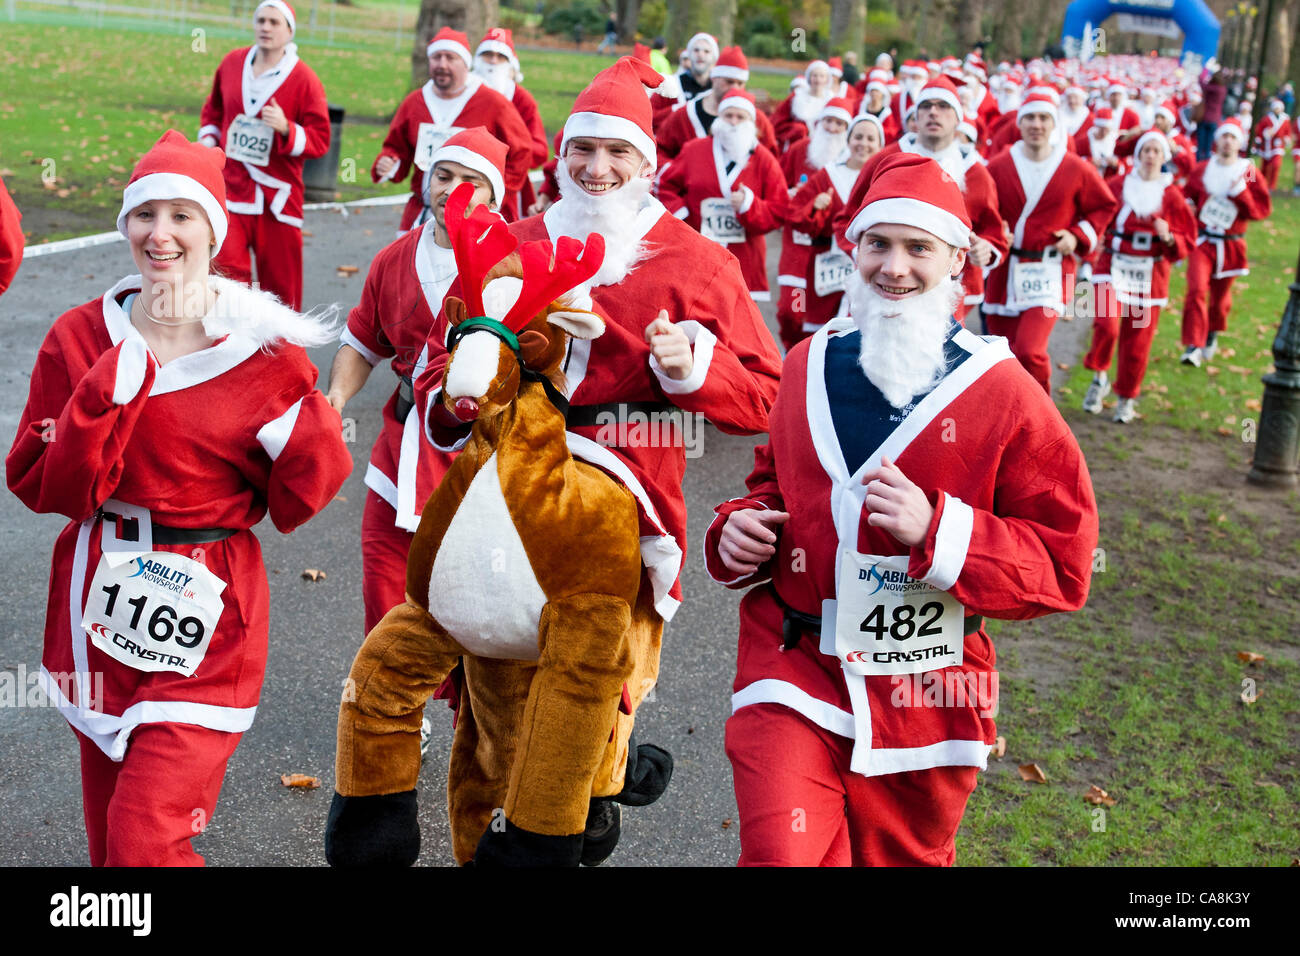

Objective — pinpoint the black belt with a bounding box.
[1108,231,1154,243]
[394,374,415,421]
[1009,248,1058,261]
[1198,230,1245,241]
[566,401,684,430]
[97,508,238,546]
[768,583,984,652]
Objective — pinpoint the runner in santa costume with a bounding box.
[704,152,1098,866]
[0,174,22,297]
[649,32,716,130]
[371,27,532,231]
[472,28,550,219]
[5,131,350,865]
[1082,131,1197,423]
[770,60,837,152]
[857,71,903,144]
[326,129,506,634]
[833,77,1008,324]
[776,105,874,350]
[413,56,783,861]
[658,88,788,302]
[983,91,1118,391]
[654,46,778,162]
[198,0,329,311]
[1179,117,1273,367]
[1252,98,1294,192]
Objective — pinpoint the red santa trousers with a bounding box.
[1180,243,1237,348]
[1260,156,1282,192]
[984,307,1057,393]
[726,703,979,866]
[1083,287,1162,399]
[74,724,242,866]
[215,210,304,311]
[361,489,415,634]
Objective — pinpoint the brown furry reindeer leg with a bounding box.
[326,599,463,866]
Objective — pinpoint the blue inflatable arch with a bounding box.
[1061,0,1220,66]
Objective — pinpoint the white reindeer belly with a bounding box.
[428,453,546,661]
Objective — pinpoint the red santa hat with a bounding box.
[562,56,664,171]
[711,46,749,83]
[633,42,651,65]
[254,0,295,34]
[915,77,963,114]
[850,112,885,142]
[1018,88,1059,124]
[686,32,720,58]
[828,56,844,77]
[941,57,964,81]
[846,152,971,249]
[817,97,855,127]
[717,88,757,122]
[1155,99,1179,125]
[476,27,519,69]
[806,59,832,81]
[1133,129,1172,162]
[901,60,928,78]
[1106,78,1129,98]
[1093,105,1116,129]
[1064,84,1086,98]
[427,26,473,68]
[117,129,228,251]
[1214,116,1246,143]
[964,54,988,83]
[956,120,979,143]
[430,126,508,206]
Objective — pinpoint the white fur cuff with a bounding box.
[650,320,716,395]
[113,337,150,405]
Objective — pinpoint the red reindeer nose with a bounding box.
[452,397,481,421]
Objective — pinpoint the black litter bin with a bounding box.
[303,103,345,203]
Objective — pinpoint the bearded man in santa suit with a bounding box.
[771,60,838,151]
[982,91,1118,392]
[650,32,717,129]
[371,27,532,231]
[1252,98,1294,192]
[1060,85,1094,143]
[655,46,778,162]
[858,71,903,144]
[704,152,1098,867]
[1082,130,1197,423]
[198,0,329,311]
[1106,80,1144,148]
[1149,101,1197,186]
[1179,117,1273,367]
[893,61,929,124]
[658,89,787,302]
[325,129,506,637]
[416,57,784,864]
[471,28,550,219]
[833,78,1008,324]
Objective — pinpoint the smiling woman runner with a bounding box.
[5,130,351,866]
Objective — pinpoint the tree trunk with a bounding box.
[1263,4,1289,88]
[666,0,734,52]
[953,0,985,52]
[617,0,642,42]
[830,0,867,64]
[410,0,499,91]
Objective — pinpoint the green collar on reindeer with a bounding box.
[448,315,520,353]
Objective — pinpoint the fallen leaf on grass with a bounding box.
[301,568,327,581]
[1216,426,1234,437]
[1205,366,1220,376]
[280,773,321,789]
[991,736,1006,758]
[1254,778,1280,788]
[1237,651,1266,665]
[1018,763,1047,784]
[1244,398,1262,411]
[1084,784,1117,806]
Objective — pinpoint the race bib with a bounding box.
[833,552,964,677]
[700,196,745,245]
[1199,195,1238,233]
[792,230,813,246]
[414,123,452,172]
[1110,253,1154,299]
[1011,255,1064,310]
[82,550,227,678]
[813,248,855,297]
[226,114,274,166]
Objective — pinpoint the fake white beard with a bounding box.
[1202,154,1247,198]
[1122,170,1170,217]
[552,160,653,288]
[1061,104,1089,135]
[806,124,848,170]
[903,135,968,190]
[713,119,758,162]
[792,88,832,125]
[472,59,515,99]
[1089,129,1117,161]
[845,271,960,408]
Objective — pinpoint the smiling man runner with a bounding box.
[704,152,1098,866]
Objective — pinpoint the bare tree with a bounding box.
[830,0,867,63]
[666,0,735,52]
[616,0,642,42]
[410,0,499,91]
[952,0,985,53]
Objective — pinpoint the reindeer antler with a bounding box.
[445,182,518,319]
[503,233,606,331]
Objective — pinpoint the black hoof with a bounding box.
[324,789,420,867]
[613,742,674,807]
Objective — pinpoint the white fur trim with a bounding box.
[735,184,755,214]
[1018,99,1058,123]
[562,112,657,172]
[254,0,295,33]
[427,37,473,68]
[917,86,962,114]
[718,93,756,120]
[289,122,306,157]
[117,172,228,251]
[732,679,856,739]
[363,460,399,511]
[112,336,150,405]
[202,275,339,348]
[711,64,749,82]
[256,396,303,461]
[475,39,517,67]
[431,143,506,205]
[1076,219,1098,252]
[847,196,971,249]
[198,124,221,142]
[339,326,383,367]
[650,320,715,395]
[818,104,854,126]
[920,493,973,591]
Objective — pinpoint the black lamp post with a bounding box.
[1247,245,1300,487]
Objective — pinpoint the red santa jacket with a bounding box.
[657,137,788,300]
[655,94,779,162]
[1183,157,1273,279]
[1094,171,1196,307]
[1253,112,1294,159]
[6,276,350,757]
[198,47,330,227]
[508,83,551,220]
[416,200,783,621]
[0,175,22,296]
[703,321,1097,776]
[783,160,863,331]
[370,77,533,227]
[770,92,838,152]
[775,138,823,301]
[343,224,457,531]
[984,143,1119,316]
